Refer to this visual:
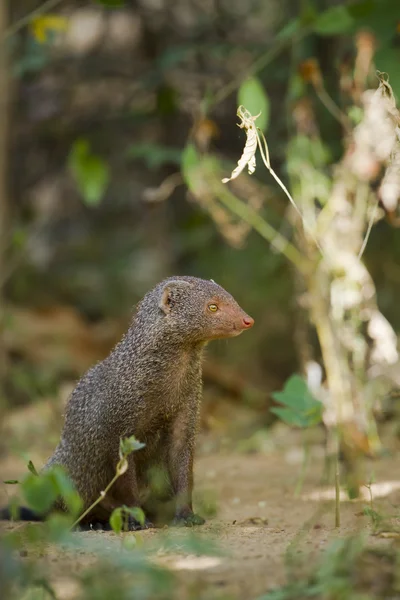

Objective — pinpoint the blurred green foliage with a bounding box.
[3,2,400,599]
[258,536,400,600]
[68,140,110,207]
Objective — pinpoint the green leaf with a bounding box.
[110,507,123,534]
[68,139,110,207]
[119,435,146,459]
[314,5,354,35]
[270,406,310,428]
[276,19,301,41]
[27,460,39,476]
[50,467,82,517]
[181,143,201,191]
[347,0,376,18]
[126,506,145,526]
[271,375,323,428]
[21,473,58,514]
[305,404,324,426]
[271,375,311,409]
[110,506,145,533]
[3,480,19,484]
[22,466,82,516]
[238,77,270,132]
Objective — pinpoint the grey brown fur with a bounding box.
[4,276,254,529]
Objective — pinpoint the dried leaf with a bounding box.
[222,106,261,183]
[380,144,400,212]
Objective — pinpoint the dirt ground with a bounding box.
[1,399,400,600]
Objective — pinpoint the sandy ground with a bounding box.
[1,400,400,599]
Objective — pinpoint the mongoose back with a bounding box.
[1,276,254,529]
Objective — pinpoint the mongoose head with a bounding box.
[151,276,254,344]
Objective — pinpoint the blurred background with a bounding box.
[1,0,400,446]
[3,3,400,599]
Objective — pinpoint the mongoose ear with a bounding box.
[159,280,192,315]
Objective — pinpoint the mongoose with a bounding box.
[1,276,254,530]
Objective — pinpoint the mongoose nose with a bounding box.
[242,316,254,328]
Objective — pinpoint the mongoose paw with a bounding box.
[172,512,206,527]
[74,517,153,532]
[75,520,112,532]
[125,515,154,531]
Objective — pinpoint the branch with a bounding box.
[209,26,310,109]
[4,0,63,40]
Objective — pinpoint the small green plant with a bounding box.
[271,374,323,428]
[270,375,323,497]
[362,505,384,531]
[110,505,146,533]
[22,465,82,519]
[4,459,82,522]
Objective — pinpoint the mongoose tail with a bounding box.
[0,506,42,521]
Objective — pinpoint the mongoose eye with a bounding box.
[208,304,218,312]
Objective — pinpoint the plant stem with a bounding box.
[215,182,310,274]
[358,198,379,259]
[256,129,324,255]
[71,469,121,530]
[315,87,351,132]
[335,450,340,528]
[294,441,310,498]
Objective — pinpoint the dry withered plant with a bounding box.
[219,67,400,523]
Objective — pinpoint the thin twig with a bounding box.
[315,87,351,133]
[4,0,64,40]
[257,128,324,254]
[358,198,379,259]
[143,173,183,203]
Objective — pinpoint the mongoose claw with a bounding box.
[172,513,206,527]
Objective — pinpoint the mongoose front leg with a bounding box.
[168,409,205,527]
